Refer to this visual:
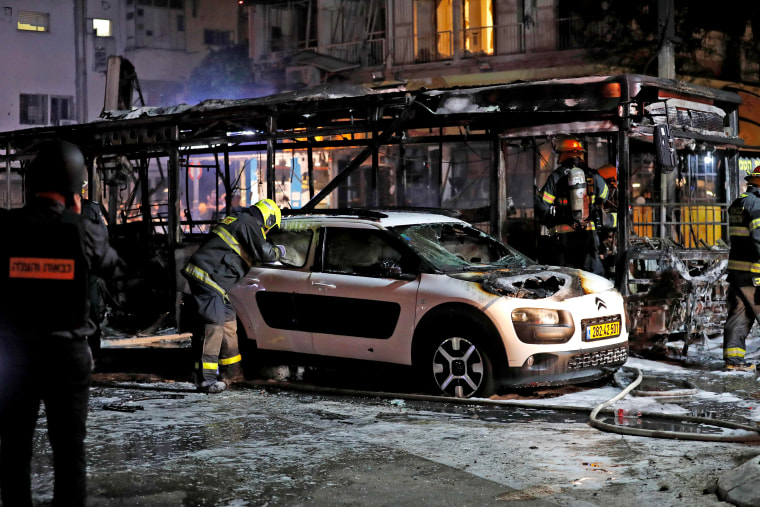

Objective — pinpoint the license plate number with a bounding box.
[586,321,621,340]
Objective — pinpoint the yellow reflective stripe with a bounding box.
[730,227,750,237]
[542,192,556,204]
[611,213,618,228]
[212,226,254,266]
[599,184,608,200]
[202,361,219,371]
[725,348,745,358]
[727,260,760,273]
[182,263,227,298]
[219,354,242,366]
[587,222,596,230]
[751,218,760,230]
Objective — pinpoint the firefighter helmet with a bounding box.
[253,199,281,230]
[26,139,85,195]
[556,137,586,163]
[746,165,760,184]
[597,164,618,187]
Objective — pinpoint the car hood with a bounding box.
[447,265,614,300]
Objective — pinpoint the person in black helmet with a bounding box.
[722,166,760,372]
[0,139,124,507]
[182,198,285,393]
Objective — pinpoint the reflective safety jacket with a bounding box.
[727,185,760,286]
[0,197,123,339]
[182,206,278,297]
[538,164,609,233]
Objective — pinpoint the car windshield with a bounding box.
[391,222,533,273]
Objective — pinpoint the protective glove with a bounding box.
[274,244,286,260]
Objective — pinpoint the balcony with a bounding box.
[253,18,603,74]
[392,17,603,65]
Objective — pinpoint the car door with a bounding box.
[228,227,315,354]
[307,225,421,365]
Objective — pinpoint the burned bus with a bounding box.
[0,74,745,351]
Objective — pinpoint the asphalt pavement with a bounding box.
[8,339,760,506]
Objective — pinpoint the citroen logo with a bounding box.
[595,297,607,311]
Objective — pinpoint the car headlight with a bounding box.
[511,308,574,344]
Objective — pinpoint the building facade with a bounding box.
[0,0,243,135]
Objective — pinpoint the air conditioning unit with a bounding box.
[55,119,77,126]
[285,65,321,90]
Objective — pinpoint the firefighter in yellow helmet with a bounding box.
[182,198,285,392]
[536,137,609,275]
[722,166,760,372]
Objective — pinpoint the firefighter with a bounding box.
[596,164,619,277]
[81,196,108,368]
[537,137,609,275]
[0,139,124,506]
[722,166,760,372]
[182,198,286,393]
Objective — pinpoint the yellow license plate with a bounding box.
[586,321,621,340]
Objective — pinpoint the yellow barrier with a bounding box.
[680,205,722,247]
[632,205,723,247]
[632,206,653,237]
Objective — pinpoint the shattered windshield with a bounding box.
[391,222,533,273]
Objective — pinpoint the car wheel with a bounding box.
[423,332,496,398]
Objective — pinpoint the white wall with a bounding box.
[0,0,77,133]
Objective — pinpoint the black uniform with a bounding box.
[81,199,108,366]
[723,185,760,366]
[182,206,279,388]
[537,162,609,275]
[0,196,122,507]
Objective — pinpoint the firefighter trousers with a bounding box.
[186,281,244,385]
[723,284,760,364]
[0,336,91,507]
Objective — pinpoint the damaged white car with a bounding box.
[229,209,628,398]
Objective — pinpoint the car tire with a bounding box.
[417,323,497,399]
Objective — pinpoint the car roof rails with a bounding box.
[281,208,388,220]
[371,206,462,218]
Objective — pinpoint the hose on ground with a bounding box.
[589,368,760,442]
[93,372,760,443]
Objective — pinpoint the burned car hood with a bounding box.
[447,265,614,300]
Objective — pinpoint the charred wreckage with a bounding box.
[0,74,749,355]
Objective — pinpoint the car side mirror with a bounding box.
[379,260,417,281]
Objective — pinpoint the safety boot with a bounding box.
[725,362,756,372]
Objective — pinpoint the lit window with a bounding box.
[93,19,112,37]
[20,94,48,125]
[18,11,49,32]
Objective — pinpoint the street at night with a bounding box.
[18,333,760,506]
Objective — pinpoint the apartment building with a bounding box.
[246,0,600,92]
[0,0,243,134]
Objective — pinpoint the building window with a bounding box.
[19,94,48,125]
[51,96,74,125]
[177,14,185,32]
[17,11,49,32]
[170,0,184,9]
[204,29,232,46]
[93,18,112,37]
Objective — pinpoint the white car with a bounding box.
[229,209,628,398]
